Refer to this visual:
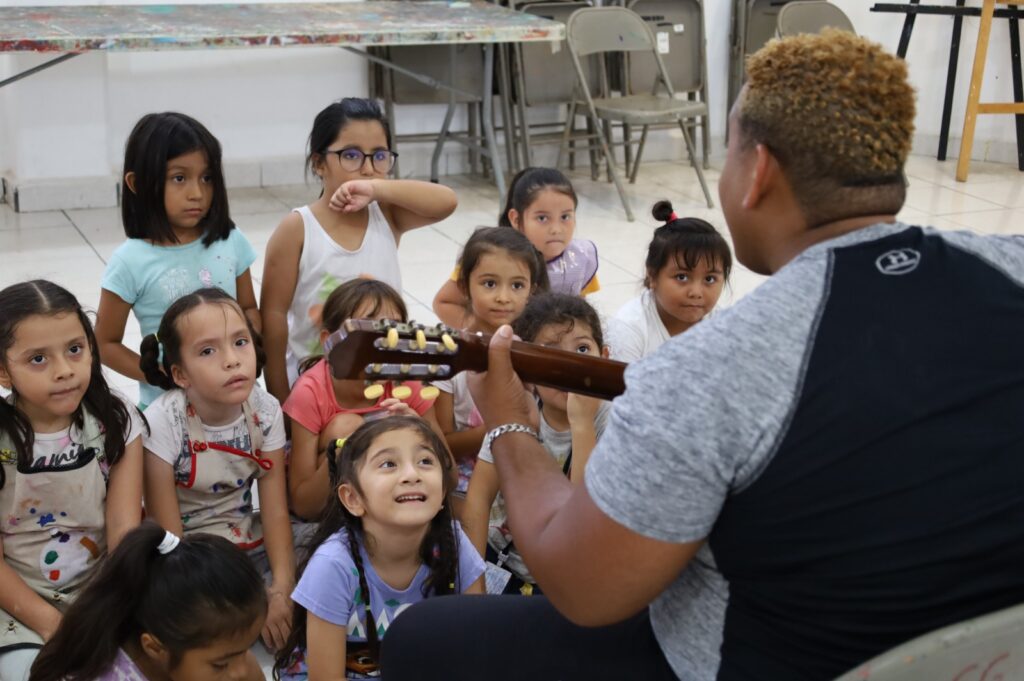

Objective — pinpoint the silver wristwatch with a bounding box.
[483,423,541,452]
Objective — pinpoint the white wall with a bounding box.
[1,0,1020,208]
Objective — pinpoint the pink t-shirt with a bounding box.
[283,358,436,434]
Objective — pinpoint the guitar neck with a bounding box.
[440,332,626,400]
[324,321,627,400]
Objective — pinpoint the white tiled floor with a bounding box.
[2,155,1023,408]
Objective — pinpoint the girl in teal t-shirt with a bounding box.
[95,112,259,408]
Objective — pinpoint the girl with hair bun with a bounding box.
[608,200,732,362]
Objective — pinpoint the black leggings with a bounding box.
[379,595,680,681]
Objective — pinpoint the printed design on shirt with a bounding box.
[159,267,196,306]
[38,528,102,586]
[346,574,415,640]
[28,439,97,473]
[305,273,344,353]
[875,248,921,275]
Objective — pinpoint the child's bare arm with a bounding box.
[434,392,485,460]
[236,269,262,334]
[432,278,471,329]
[371,179,458,233]
[566,394,602,483]
[143,452,184,536]
[0,536,62,641]
[95,289,145,382]
[305,611,348,681]
[463,459,500,558]
[105,434,144,550]
[257,447,295,651]
[288,422,332,521]
[260,214,304,404]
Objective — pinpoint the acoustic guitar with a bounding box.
[324,319,626,400]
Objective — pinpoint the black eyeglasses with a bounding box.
[325,147,398,173]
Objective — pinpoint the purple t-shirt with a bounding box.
[291,523,484,642]
[94,648,147,680]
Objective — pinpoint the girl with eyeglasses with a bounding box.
[260,98,458,404]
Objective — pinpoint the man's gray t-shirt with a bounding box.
[585,223,1024,680]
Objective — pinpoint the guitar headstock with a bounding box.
[324,319,488,383]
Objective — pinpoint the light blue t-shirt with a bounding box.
[101,229,256,406]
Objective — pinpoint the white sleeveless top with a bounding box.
[286,202,402,385]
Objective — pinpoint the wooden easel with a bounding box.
[957,0,1024,181]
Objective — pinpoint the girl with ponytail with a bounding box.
[30,521,268,681]
[274,416,484,680]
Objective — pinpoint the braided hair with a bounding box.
[274,416,459,678]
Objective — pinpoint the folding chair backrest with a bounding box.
[518,1,599,106]
[625,0,705,94]
[777,1,855,37]
[832,602,1024,681]
[566,6,657,57]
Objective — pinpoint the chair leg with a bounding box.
[589,112,634,221]
[556,99,578,170]
[957,0,996,182]
[678,120,714,208]
[586,117,600,181]
[629,125,649,184]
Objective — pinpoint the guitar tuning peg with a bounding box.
[372,363,383,374]
[386,327,399,349]
[415,329,427,350]
[427,364,439,375]
[364,383,385,400]
[392,385,413,400]
[419,386,440,401]
[441,333,457,352]
[399,364,411,375]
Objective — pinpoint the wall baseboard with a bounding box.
[2,128,1018,212]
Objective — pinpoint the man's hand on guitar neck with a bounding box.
[466,324,539,432]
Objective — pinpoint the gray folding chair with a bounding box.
[777,1,855,37]
[561,6,713,221]
[833,601,1024,681]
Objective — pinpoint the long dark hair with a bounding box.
[499,166,578,228]
[139,288,265,391]
[275,417,459,677]
[297,278,408,375]
[0,280,138,487]
[30,521,267,681]
[121,112,233,247]
[456,226,551,304]
[647,200,733,287]
[306,97,393,181]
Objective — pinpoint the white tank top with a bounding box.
[285,201,402,385]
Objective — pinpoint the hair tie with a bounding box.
[668,212,679,223]
[156,531,180,555]
[335,438,346,449]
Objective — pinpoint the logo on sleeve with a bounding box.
[875,248,921,275]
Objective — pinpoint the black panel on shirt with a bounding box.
[709,228,1024,680]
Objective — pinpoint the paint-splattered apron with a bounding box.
[177,400,269,549]
[0,415,107,652]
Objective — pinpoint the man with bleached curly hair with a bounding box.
[379,30,1024,681]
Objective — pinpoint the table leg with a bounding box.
[431,45,459,183]
[481,45,506,196]
[0,52,80,90]
[1008,9,1024,170]
[496,43,519,175]
[896,0,921,58]
[938,0,966,161]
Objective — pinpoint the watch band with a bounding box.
[483,423,541,452]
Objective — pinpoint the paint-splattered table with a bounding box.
[0,1,565,193]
